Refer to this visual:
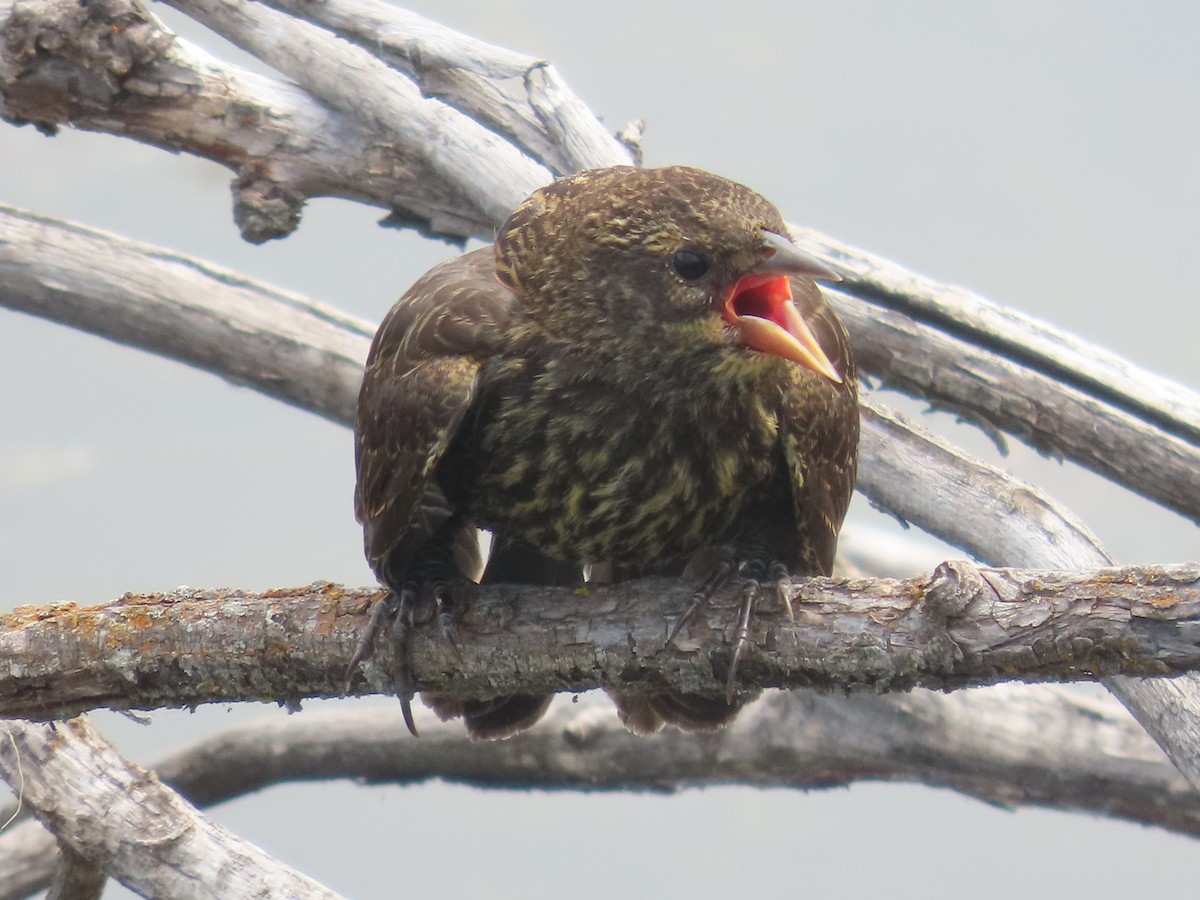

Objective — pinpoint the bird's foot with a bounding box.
[668,548,790,702]
[345,586,421,735]
[346,579,469,737]
[433,582,465,665]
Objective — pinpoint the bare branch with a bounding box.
[3,688,1195,897]
[0,204,368,424]
[2,563,1198,721]
[794,225,1200,449]
[820,260,1200,525]
[0,717,344,898]
[254,0,633,174]
[6,686,1200,898]
[162,0,551,223]
[0,0,499,240]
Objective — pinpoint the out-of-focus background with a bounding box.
[2,2,1198,896]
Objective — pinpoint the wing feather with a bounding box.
[783,279,860,576]
[354,247,514,579]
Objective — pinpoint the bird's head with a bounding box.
[494,165,843,382]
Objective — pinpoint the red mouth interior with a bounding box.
[725,274,793,327]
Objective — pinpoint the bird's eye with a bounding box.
[671,249,709,281]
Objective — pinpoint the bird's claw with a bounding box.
[669,549,791,703]
[345,587,422,736]
[345,595,386,686]
[667,555,734,645]
[434,583,465,665]
[769,560,793,620]
[726,579,759,703]
[390,584,420,737]
[345,589,401,687]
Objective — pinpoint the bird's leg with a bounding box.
[667,547,736,645]
[344,585,423,736]
[433,580,465,664]
[670,545,791,701]
[723,551,769,701]
[389,583,420,737]
[726,578,759,703]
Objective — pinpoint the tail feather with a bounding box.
[608,689,755,735]
[424,540,579,740]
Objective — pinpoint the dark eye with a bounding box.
[671,249,709,281]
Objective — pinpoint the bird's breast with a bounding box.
[444,351,787,565]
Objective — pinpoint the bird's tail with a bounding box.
[422,541,575,740]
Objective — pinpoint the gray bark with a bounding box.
[0,718,345,899]
[3,564,1199,721]
[0,687,1195,899]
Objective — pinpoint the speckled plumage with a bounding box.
[355,166,859,738]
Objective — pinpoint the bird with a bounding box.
[350,165,859,740]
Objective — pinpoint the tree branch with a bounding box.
[3,685,1198,898]
[0,717,344,898]
[0,0,497,241]
[0,204,367,423]
[252,0,634,175]
[820,263,1200,525]
[3,563,1198,721]
[164,0,550,224]
[4,686,1195,898]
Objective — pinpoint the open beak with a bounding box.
[720,230,843,383]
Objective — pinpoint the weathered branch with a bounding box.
[2,687,1197,897]
[3,563,1198,721]
[252,0,633,174]
[0,717,343,899]
[821,264,1200,525]
[0,204,368,423]
[164,0,550,225]
[0,0,497,240]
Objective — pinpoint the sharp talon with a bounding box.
[769,561,793,620]
[399,695,420,738]
[667,594,704,645]
[725,580,758,704]
[345,591,399,688]
[434,584,465,664]
[391,585,420,737]
[670,556,734,645]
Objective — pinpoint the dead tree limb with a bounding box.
[0,717,344,899]
[2,686,1197,898]
[2,563,1199,721]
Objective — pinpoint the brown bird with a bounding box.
[351,165,858,739]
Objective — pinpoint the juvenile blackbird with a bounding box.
[352,165,858,739]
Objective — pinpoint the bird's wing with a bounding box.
[354,247,513,579]
[783,278,860,576]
